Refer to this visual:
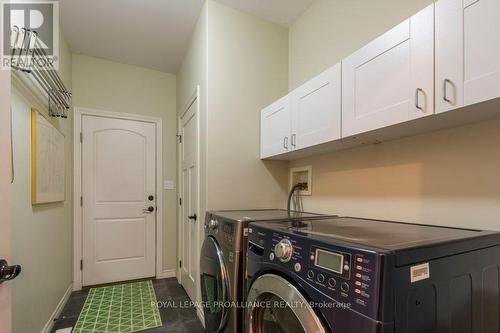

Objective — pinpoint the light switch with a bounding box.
[163,180,175,190]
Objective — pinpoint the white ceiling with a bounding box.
[215,0,314,27]
[60,0,313,73]
[60,0,205,73]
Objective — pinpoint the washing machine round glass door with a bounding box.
[200,235,230,333]
[247,274,327,333]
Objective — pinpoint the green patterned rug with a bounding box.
[73,280,162,333]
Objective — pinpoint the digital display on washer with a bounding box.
[315,249,343,274]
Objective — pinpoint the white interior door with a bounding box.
[82,115,156,286]
[0,67,12,333]
[179,98,199,302]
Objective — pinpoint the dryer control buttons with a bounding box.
[307,270,315,279]
[328,278,337,287]
[341,282,350,292]
[294,263,301,272]
[274,239,293,262]
[317,274,325,283]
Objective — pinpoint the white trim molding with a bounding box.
[156,269,177,279]
[177,86,202,299]
[197,305,205,328]
[41,284,73,333]
[73,107,163,290]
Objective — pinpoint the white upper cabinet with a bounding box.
[342,4,435,137]
[291,63,341,150]
[436,0,500,113]
[261,63,341,159]
[260,95,291,159]
[260,1,500,160]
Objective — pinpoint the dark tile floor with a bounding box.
[52,278,205,333]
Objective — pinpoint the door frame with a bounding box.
[0,62,12,333]
[73,107,163,290]
[176,86,201,292]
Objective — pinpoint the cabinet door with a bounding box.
[437,0,500,113]
[342,4,434,137]
[291,63,341,150]
[464,0,500,106]
[260,96,291,159]
[435,0,464,113]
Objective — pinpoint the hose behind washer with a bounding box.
[287,182,308,217]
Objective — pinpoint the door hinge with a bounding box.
[80,260,83,270]
[80,132,83,143]
[179,198,182,206]
[179,260,182,268]
[176,135,182,143]
[80,196,83,206]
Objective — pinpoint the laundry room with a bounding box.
[1,0,500,333]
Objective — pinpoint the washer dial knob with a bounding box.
[274,239,293,262]
[208,219,219,230]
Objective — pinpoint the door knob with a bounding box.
[0,259,21,284]
[143,206,155,213]
[188,214,197,221]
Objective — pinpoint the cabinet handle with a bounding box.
[291,134,296,147]
[415,88,424,111]
[443,79,452,103]
[283,137,288,150]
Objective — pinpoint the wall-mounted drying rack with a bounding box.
[10,26,71,118]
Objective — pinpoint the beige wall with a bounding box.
[206,0,289,210]
[289,0,434,89]
[292,120,500,230]
[0,63,12,333]
[288,0,500,230]
[10,32,74,333]
[177,1,208,117]
[72,54,178,272]
[176,0,290,304]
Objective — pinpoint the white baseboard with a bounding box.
[41,283,73,333]
[196,305,205,328]
[156,269,176,279]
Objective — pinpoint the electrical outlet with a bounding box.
[290,166,312,196]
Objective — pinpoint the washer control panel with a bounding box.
[205,214,235,247]
[309,246,351,280]
[259,229,380,318]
